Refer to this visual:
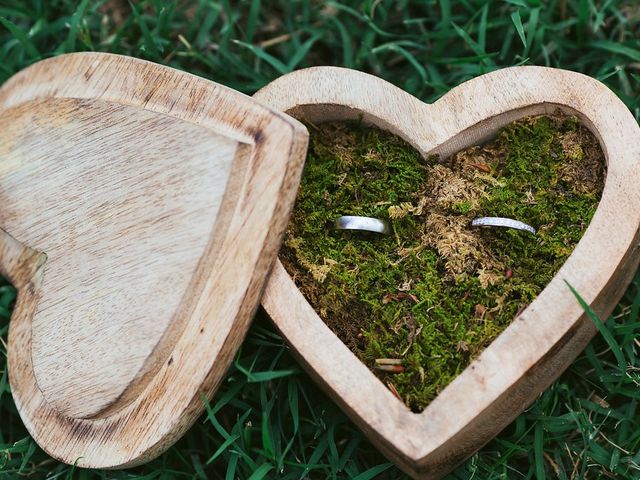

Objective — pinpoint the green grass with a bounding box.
[0,1,639,478]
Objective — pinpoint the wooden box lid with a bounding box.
[0,52,308,468]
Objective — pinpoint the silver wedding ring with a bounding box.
[470,217,536,234]
[335,216,390,234]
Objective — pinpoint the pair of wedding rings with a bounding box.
[334,215,536,235]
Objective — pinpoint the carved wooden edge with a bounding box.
[1,53,309,467]
[257,66,640,478]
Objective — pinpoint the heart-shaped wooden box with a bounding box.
[256,67,640,478]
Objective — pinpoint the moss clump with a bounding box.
[280,116,605,412]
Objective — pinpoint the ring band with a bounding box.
[470,217,536,234]
[335,216,390,234]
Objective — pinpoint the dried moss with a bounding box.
[280,115,605,412]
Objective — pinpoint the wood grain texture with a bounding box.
[0,53,308,467]
[256,66,640,479]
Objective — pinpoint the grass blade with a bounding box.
[351,463,393,480]
[511,10,526,48]
[247,463,274,480]
[0,16,39,58]
[565,281,626,370]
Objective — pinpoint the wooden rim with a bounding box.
[257,66,640,478]
[1,53,308,468]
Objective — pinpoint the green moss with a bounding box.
[280,116,605,412]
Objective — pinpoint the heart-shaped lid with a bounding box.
[0,52,308,467]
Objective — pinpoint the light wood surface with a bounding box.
[0,53,308,467]
[256,66,640,479]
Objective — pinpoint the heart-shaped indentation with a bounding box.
[257,67,640,479]
[279,115,605,413]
